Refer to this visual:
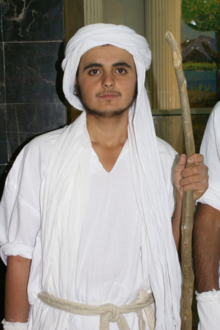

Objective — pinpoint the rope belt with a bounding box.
[38,289,155,330]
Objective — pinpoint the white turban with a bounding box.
[38,24,181,330]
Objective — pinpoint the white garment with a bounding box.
[196,290,220,330]
[0,129,177,330]
[198,101,220,213]
[2,320,29,330]
[61,24,181,329]
[197,101,220,329]
[198,101,220,283]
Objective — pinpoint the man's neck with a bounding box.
[86,109,129,148]
[86,110,129,172]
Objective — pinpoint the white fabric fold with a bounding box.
[196,290,220,330]
[37,24,181,330]
[198,101,220,212]
[1,243,33,264]
[198,181,220,212]
[2,320,29,330]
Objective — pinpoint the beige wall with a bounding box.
[145,0,181,110]
[103,0,145,36]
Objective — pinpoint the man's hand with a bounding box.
[172,154,208,251]
[174,154,208,201]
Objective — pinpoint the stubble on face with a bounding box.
[74,45,137,119]
[75,83,137,119]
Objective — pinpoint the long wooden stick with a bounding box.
[165,32,195,330]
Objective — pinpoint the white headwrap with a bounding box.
[37,24,181,330]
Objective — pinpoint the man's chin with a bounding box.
[84,107,128,119]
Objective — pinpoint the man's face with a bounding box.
[76,45,137,118]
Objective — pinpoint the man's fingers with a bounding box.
[179,154,187,164]
[187,153,204,165]
[180,181,208,194]
[175,154,187,171]
[182,163,208,178]
[174,153,208,201]
[180,174,209,187]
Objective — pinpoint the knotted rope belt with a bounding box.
[38,289,155,330]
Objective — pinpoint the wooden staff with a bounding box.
[165,32,195,330]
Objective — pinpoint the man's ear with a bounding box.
[74,77,79,97]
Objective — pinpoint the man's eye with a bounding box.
[88,69,100,75]
[116,68,126,74]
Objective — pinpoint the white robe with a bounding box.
[0,126,177,330]
[61,24,181,329]
[197,101,220,330]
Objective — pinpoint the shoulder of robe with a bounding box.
[5,127,67,189]
[212,101,220,127]
[7,127,66,182]
[212,101,220,116]
[21,127,66,161]
[200,102,220,145]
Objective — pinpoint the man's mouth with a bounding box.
[97,92,120,99]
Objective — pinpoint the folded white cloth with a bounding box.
[2,320,29,330]
[196,289,220,330]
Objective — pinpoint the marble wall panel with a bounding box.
[0,164,8,198]
[0,43,5,104]
[5,41,65,104]
[6,103,66,160]
[0,105,7,141]
[2,0,63,42]
[7,131,20,161]
[0,142,8,164]
[6,105,17,132]
[0,0,65,317]
[0,4,2,42]
[7,103,66,133]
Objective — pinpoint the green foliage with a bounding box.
[182,0,220,31]
[205,82,211,91]
[198,82,203,91]
[188,76,211,92]
[182,62,216,70]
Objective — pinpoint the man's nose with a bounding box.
[102,73,115,88]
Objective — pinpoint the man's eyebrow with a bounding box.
[83,63,103,71]
[83,61,132,71]
[112,62,131,68]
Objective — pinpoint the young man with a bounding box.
[194,102,220,330]
[0,24,208,330]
